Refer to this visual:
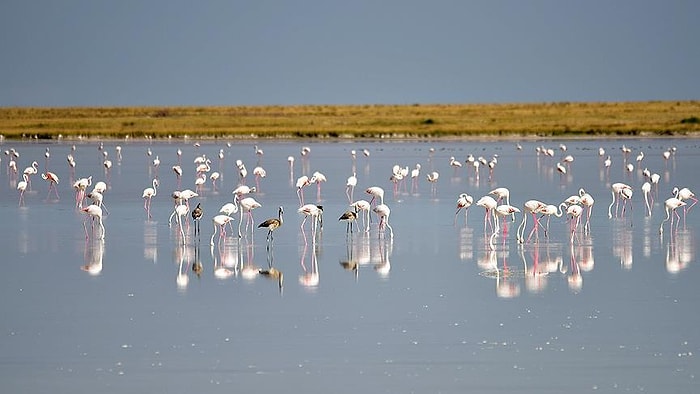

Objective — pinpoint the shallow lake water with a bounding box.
[1,138,699,393]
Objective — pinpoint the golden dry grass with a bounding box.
[1,101,699,140]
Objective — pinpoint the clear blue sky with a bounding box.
[2,1,698,107]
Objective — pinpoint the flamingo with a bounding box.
[346,172,357,203]
[410,164,421,193]
[210,214,233,246]
[672,187,698,225]
[365,186,385,206]
[578,188,595,233]
[82,204,105,240]
[659,197,686,234]
[642,182,653,216]
[74,176,92,209]
[566,204,584,244]
[23,161,39,189]
[608,182,633,218]
[258,206,284,244]
[426,171,439,195]
[516,199,546,243]
[373,203,393,239]
[296,175,311,206]
[194,173,206,195]
[172,165,182,187]
[298,203,323,244]
[454,193,474,226]
[253,166,266,191]
[476,195,498,234]
[232,184,256,197]
[489,187,513,221]
[209,172,220,192]
[174,203,189,244]
[538,202,566,237]
[86,190,109,215]
[350,200,371,233]
[142,178,158,219]
[310,171,327,202]
[238,197,261,238]
[17,173,28,206]
[493,204,520,241]
[42,171,60,200]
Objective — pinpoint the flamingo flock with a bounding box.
[2,140,696,290]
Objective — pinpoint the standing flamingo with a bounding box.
[672,187,698,226]
[454,193,474,226]
[567,204,584,244]
[608,182,633,218]
[410,164,421,194]
[210,214,234,246]
[426,171,439,195]
[373,203,393,239]
[346,172,357,203]
[174,204,189,244]
[22,161,39,190]
[17,173,29,206]
[350,200,371,233]
[253,166,266,191]
[298,203,323,244]
[310,171,327,202]
[42,171,60,200]
[516,199,546,243]
[142,178,159,219]
[238,196,262,238]
[538,202,565,237]
[642,182,653,216]
[366,186,385,206]
[296,175,311,206]
[172,165,183,187]
[659,197,686,234]
[489,187,513,221]
[578,188,595,233]
[82,204,105,240]
[476,195,498,234]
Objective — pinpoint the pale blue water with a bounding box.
[1,138,698,393]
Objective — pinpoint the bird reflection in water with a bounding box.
[259,244,284,292]
[665,229,695,274]
[567,243,583,294]
[173,243,192,291]
[520,245,549,294]
[81,239,105,276]
[240,238,259,281]
[211,240,238,280]
[612,220,633,270]
[478,249,520,298]
[299,243,319,290]
[143,221,158,263]
[339,234,359,280]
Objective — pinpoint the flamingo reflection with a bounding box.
[299,243,319,289]
[81,239,105,276]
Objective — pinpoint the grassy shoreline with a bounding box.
[1,101,699,140]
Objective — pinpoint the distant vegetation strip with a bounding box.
[0,101,699,140]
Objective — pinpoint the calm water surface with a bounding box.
[1,138,699,393]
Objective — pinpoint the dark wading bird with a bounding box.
[339,209,358,234]
[191,203,203,238]
[258,206,284,244]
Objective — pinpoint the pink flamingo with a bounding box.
[42,171,60,200]
[142,178,158,219]
[454,193,474,226]
[82,204,105,240]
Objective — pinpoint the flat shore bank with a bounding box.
[1,101,699,140]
